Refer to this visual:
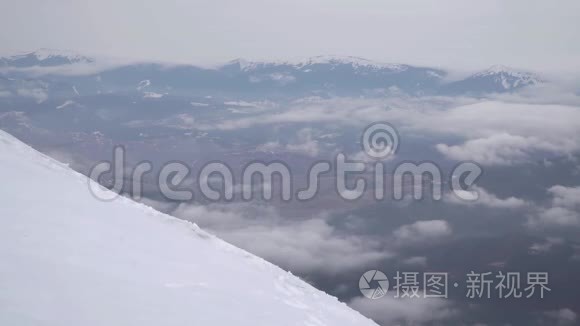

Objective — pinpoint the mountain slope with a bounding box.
[443,65,542,94]
[0,129,377,326]
[0,48,94,67]
[0,50,544,97]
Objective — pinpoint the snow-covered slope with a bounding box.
[0,129,377,326]
[0,48,94,67]
[471,65,541,89]
[443,65,542,94]
[226,55,409,72]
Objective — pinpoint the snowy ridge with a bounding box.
[295,55,408,71]
[27,48,91,62]
[0,129,377,326]
[472,65,542,89]
[1,48,94,66]
[228,55,408,72]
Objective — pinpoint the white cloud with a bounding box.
[529,207,580,228]
[527,186,580,229]
[170,203,391,275]
[16,87,47,103]
[544,308,578,325]
[529,237,564,255]
[349,296,457,325]
[56,100,82,110]
[436,133,569,165]
[256,128,320,157]
[444,186,528,209]
[255,141,281,152]
[285,128,320,157]
[249,73,296,85]
[143,91,164,99]
[0,59,127,77]
[126,113,195,130]
[425,102,580,165]
[402,256,428,267]
[549,185,580,209]
[199,97,580,166]
[393,220,452,246]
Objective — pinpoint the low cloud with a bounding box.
[0,58,131,77]
[527,186,580,228]
[530,207,580,228]
[349,296,457,325]
[549,185,580,209]
[543,308,578,325]
[444,186,528,209]
[16,87,47,103]
[198,97,580,166]
[393,220,452,246]
[170,203,391,275]
[529,237,564,255]
[436,133,573,166]
[402,256,428,267]
[256,128,320,157]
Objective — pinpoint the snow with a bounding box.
[32,48,88,61]
[226,55,408,72]
[143,91,164,99]
[297,55,408,71]
[4,48,93,64]
[56,100,77,109]
[473,65,542,89]
[137,79,151,91]
[426,70,444,79]
[223,100,258,107]
[0,129,377,326]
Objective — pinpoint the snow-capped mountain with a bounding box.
[226,55,409,73]
[443,65,542,94]
[0,129,378,326]
[474,65,541,88]
[0,48,94,68]
[0,50,545,97]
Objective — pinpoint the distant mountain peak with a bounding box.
[481,64,512,74]
[30,48,93,62]
[470,65,542,90]
[1,48,94,67]
[475,65,534,77]
[297,55,408,71]
[225,55,409,72]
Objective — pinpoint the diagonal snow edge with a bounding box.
[0,129,378,326]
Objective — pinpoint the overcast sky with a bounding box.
[1,0,579,71]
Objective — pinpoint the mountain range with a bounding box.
[0,49,543,100]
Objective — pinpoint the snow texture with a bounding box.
[0,129,377,326]
[228,55,408,72]
[472,65,541,89]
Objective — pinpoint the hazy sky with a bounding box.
[1,0,579,71]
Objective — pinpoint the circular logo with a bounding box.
[359,270,389,299]
[361,122,399,159]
